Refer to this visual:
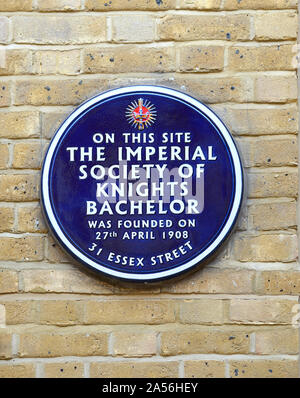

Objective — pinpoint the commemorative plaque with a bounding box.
[41,86,243,282]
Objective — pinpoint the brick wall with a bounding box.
[0,0,299,378]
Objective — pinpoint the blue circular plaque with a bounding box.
[41,86,243,282]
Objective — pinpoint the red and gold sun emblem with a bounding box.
[126,98,157,130]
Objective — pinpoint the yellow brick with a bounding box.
[249,201,297,230]
[13,142,45,169]
[162,269,255,294]
[239,137,298,167]
[113,331,157,357]
[253,75,297,103]
[44,362,84,378]
[84,45,175,73]
[39,301,84,326]
[17,205,48,233]
[184,360,225,378]
[180,0,221,9]
[254,12,297,40]
[0,49,32,76]
[46,236,71,263]
[230,359,298,378]
[160,328,250,355]
[41,110,71,140]
[255,328,298,354]
[19,330,108,357]
[0,111,40,139]
[158,14,251,41]
[0,270,18,293]
[0,143,9,169]
[0,236,44,261]
[38,0,81,11]
[233,234,298,262]
[90,361,179,378]
[175,75,252,103]
[13,16,106,44]
[224,0,297,9]
[179,45,224,72]
[257,271,300,295]
[228,44,295,71]
[3,301,38,324]
[229,298,298,324]
[15,78,108,106]
[33,50,81,75]
[212,104,298,135]
[0,364,35,378]
[112,15,155,42]
[22,269,114,294]
[179,299,224,324]
[85,300,176,325]
[0,17,10,44]
[0,81,11,107]
[0,174,39,201]
[86,0,176,10]
[0,0,32,11]
[0,333,12,359]
[112,75,252,104]
[248,171,298,198]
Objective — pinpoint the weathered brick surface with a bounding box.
[19,329,109,357]
[179,299,224,324]
[113,331,157,357]
[112,15,155,43]
[44,362,84,378]
[0,144,9,169]
[0,364,35,378]
[38,0,81,11]
[90,361,179,378]
[179,45,224,72]
[13,142,45,169]
[248,171,298,198]
[0,0,298,379]
[162,269,255,294]
[33,50,82,75]
[239,137,298,167]
[257,271,300,295]
[160,328,250,355]
[0,333,13,359]
[212,105,298,135]
[248,201,297,230]
[223,0,297,9]
[0,270,18,293]
[13,16,107,44]
[17,205,48,233]
[229,298,298,324]
[0,111,40,139]
[158,14,251,41]
[0,0,33,11]
[233,234,298,262]
[0,236,44,261]
[229,359,299,378]
[15,78,108,106]
[85,300,176,325]
[0,174,40,202]
[255,328,299,354]
[21,269,114,294]
[86,0,177,10]
[84,46,175,73]
[184,360,225,378]
[228,45,296,71]
[0,49,32,76]
[254,12,298,41]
